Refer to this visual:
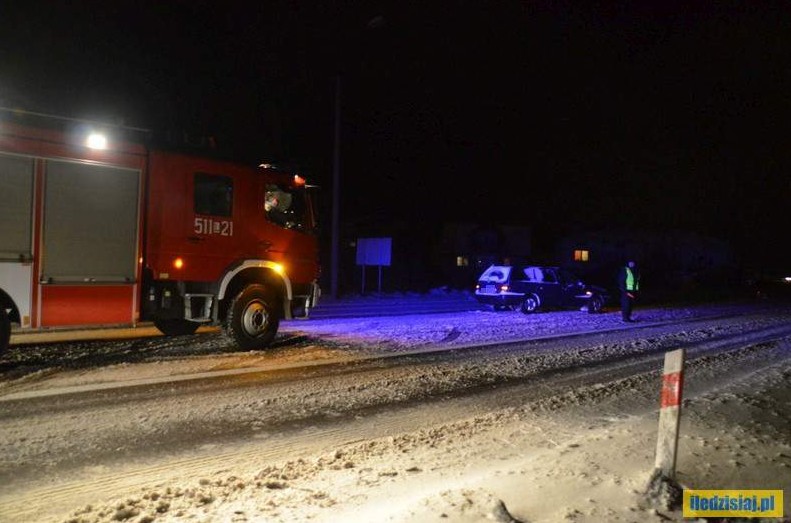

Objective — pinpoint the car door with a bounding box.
[509,266,530,295]
[537,268,562,307]
[558,269,584,308]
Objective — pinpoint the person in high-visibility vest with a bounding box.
[618,260,640,322]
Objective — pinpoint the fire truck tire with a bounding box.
[0,307,9,355]
[225,284,279,350]
[154,318,200,336]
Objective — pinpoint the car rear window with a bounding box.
[479,266,511,283]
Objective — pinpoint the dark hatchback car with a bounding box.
[475,265,608,313]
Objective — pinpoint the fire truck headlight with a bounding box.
[86,132,108,150]
[173,257,184,270]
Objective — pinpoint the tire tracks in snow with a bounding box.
[2,320,791,521]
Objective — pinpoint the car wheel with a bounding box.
[0,307,10,355]
[588,295,603,314]
[521,294,539,313]
[225,284,279,350]
[154,318,200,336]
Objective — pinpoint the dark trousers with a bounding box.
[621,291,634,320]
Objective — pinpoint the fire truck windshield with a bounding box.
[264,184,310,231]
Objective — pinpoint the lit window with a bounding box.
[456,256,469,267]
[574,249,589,262]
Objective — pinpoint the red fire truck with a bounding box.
[0,116,320,354]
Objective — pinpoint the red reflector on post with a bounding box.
[660,372,682,408]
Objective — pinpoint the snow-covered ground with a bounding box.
[1,297,789,522]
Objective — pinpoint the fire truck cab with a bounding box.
[143,151,320,348]
[0,116,320,354]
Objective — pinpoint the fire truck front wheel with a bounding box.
[154,318,200,336]
[225,284,279,350]
[0,307,10,355]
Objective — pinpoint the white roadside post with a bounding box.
[654,348,685,478]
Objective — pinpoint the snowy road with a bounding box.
[1,300,790,522]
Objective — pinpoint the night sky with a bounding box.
[2,2,790,269]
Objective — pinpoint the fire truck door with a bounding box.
[0,154,34,327]
[188,172,238,276]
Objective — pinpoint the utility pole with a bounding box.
[329,15,383,300]
[330,74,341,299]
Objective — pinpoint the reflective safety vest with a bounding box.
[625,267,639,291]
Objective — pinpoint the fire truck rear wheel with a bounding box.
[154,318,200,336]
[0,307,10,355]
[225,284,279,350]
